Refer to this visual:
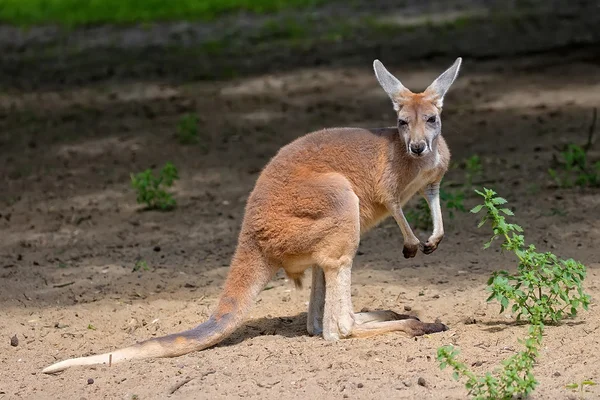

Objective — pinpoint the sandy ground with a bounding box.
[1,50,599,399]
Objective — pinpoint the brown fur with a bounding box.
[42,58,461,374]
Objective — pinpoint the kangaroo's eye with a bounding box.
[398,119,408,126]
[427,116,437,123]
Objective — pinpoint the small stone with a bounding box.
[432,294,440,299]
[357,383,364,388]
[404,305,412,311]
[87,378,94,385]
[10,334,18,347]
[417,377,426,387]
[403,380,412,387]
[553,372,561,377]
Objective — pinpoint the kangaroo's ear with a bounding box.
[373,60,407,110]
[425,57,462,108]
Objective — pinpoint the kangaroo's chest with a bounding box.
[358,165,437,233]
[396,167,437,206]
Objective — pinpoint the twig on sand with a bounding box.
[52,281,75,288]
[169,377,196,395]
[169,370,216,395]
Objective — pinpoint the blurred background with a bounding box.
[1,1,599,398]
[0,0,598,87]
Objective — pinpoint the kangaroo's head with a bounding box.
[373,58,462,158]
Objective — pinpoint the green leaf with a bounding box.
[470,205,484,214]
[565,383,578,389]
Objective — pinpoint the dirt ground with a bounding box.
[1,48,599,400]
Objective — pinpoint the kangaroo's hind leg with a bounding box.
[307,266,325,336]
[351,310,448,338]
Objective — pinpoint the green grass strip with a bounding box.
[0,0,325,27]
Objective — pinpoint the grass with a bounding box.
[0,0,326,27]
[130,162,179,211]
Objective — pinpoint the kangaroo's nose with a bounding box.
[410,142,426,155]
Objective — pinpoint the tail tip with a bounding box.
[42,363,64,374]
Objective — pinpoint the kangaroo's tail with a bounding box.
[43,246,275,374]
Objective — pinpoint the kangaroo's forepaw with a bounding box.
[421,235,443,255]
[403,243,419,258]
[421,241,437,254]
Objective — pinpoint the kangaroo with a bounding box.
[43,57,462,374]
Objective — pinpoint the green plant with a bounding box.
[441,188,466,218]
[548,144,600,188]
[438,323,542,399]
[176,114,200,144]
[473,188,590,323]
[133,260,150,272]
[437,188,590,399]
[566,380,596,399]
[131,162,179,210]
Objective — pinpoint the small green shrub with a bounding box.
[473,188,590,323]
[548,144,600,188]
[131,162,179,210]
[438,324,542,400]
[133,260,149,272]
[177,114,200,145]
[437,188,590,399]
[441,188,466,219]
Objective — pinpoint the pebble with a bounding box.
[10,334,18,347]
[404,305,412,311]
[417,377,427,387]
[87,378,94,385]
